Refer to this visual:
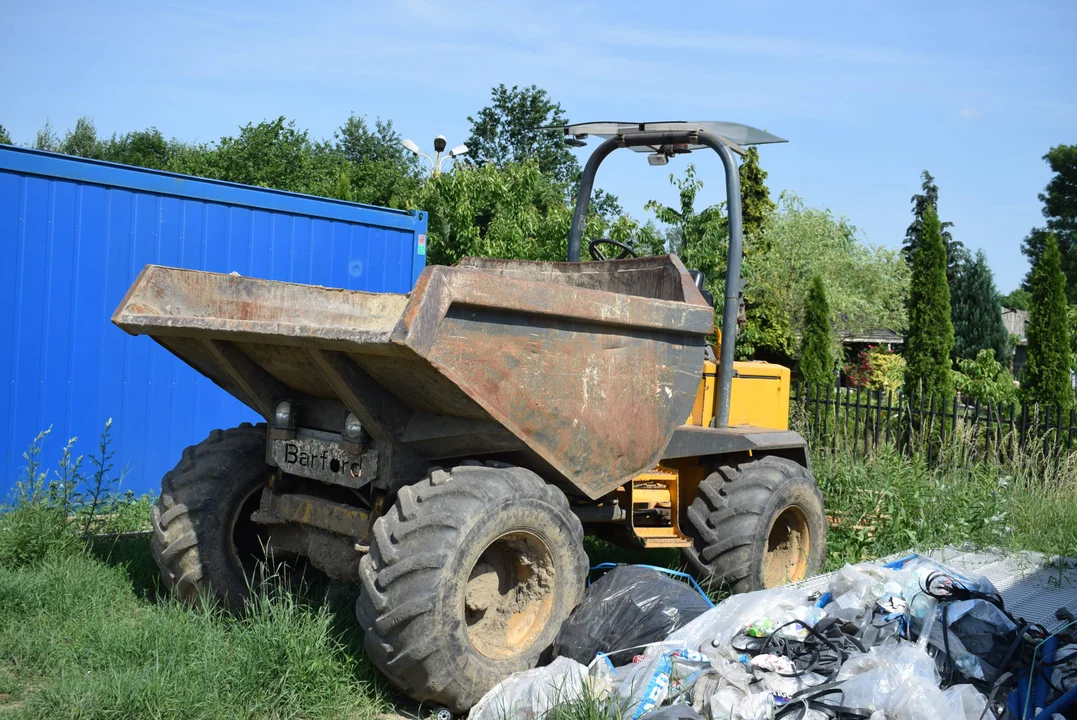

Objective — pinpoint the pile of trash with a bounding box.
[470,556,1077,720]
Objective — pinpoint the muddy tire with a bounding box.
[150,423,268,610]
[682,455,826,593]
[356,463,588,713]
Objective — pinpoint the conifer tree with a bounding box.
[1023,233,1072,408]
[951,250,1010,364]
[903,205,955,399]
[798,276,834,386]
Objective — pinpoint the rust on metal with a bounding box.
[252,487,370,539]
[114,255,716,498]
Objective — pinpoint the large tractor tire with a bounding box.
[150,423,268,610]
[682,455,826,594]
[356,462,588,713]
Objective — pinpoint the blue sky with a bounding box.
[2,0,1074,292]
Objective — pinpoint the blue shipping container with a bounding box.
[0,145,428,499]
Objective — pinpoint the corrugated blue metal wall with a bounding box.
[0,145,428,500]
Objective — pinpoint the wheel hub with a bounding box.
[763,505,811,587]
[464,531,555,660]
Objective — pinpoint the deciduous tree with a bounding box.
[1021,145,1077,301]
[465,84,578,185]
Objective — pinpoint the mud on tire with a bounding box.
[356,463,588,713]
[682,455,826,594]
[150,423,268,610]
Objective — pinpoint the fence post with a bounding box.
[823,384,832,452]
[853,386,862,457]
[1070,407,1075,453]
[885,391,894,447]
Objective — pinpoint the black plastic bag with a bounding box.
[553,565,712,665]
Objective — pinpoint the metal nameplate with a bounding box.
[267,430,373,488]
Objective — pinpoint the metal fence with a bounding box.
[792,382,1077,464]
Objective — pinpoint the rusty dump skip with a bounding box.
[113,255,715,499]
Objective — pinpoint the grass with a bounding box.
[2,423,1076,719]
[0,548,393,719]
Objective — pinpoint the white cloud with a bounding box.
[959,108,983,119]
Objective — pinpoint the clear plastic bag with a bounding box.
[830,644,991,719]
[553,566,712,665]
[468,656,587,720]
[658,586,812,659]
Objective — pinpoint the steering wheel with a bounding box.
[588,238,639,261]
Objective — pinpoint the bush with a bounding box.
[954,349,1018,406]
[844,346,905,392]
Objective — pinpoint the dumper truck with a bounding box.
[113,121,827,712]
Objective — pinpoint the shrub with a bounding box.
[844,346,905,392]
[954,349,1018,406]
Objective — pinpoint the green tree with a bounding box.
[333,114,420,207]
[739,146,776,243]
[102,128,170,169]
[742,193,909,360]
[645,164,729,312]
[951,250,1010,364]
[903,170,964,284]
[210,117,340,195]
[34,121,60,151]
[903,205,955,399]
[0,124,11,145]
[1021,145,1077,300]
[465,84,578,185]
[1001,288,1032,311]
[1022,233,1072,408]
[798,275,834,386]
[420,160,604,266]
[59,117,104,159]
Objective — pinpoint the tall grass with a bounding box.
[0,427,393,719]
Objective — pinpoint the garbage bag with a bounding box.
[553,565,711,664]
[617,648,712,719]
[469,656,587,720]
[830,643,991,719]
[658,586,811,660]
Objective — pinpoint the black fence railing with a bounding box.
[792,382,1077,465]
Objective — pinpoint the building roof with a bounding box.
[840,329,904,345]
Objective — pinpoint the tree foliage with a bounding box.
[333,114,421,207]
[0,124,11,145]
[1021,145,1077,301]
[739,147,776,244]
[1001,288,1031,311]
[645,165,729,306]
[744,193,909,359]
[798,276,834,386]
[903,205,955,400]
[465,84,578,186]
[1022,233,1072,408]
[903,170,964,284]
[951,250,1010,364]
[954,349,1017,406]
[419,159,607,267]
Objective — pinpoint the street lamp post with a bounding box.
[401,135,468,176]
